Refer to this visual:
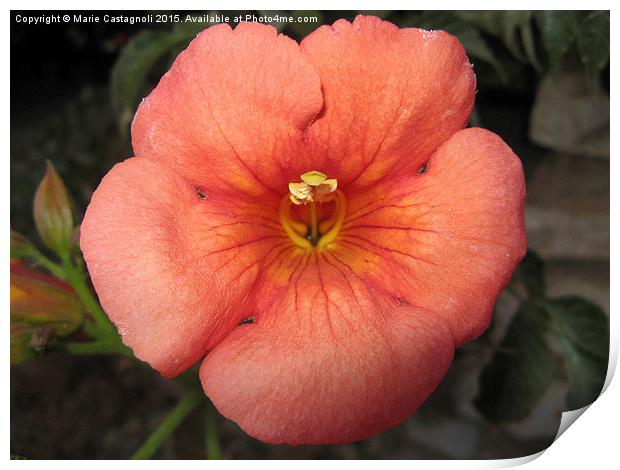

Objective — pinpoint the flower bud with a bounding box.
[10,260,83,363]
[33,161,75,258]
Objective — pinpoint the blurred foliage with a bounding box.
[110,10,610,134]
[11,87,125,242]
[517,251,546,299]
[407,11,608,90]
[576,11,610,89]
[475,300,555,422]
[11,165,130,364]
[475,250,609,421]
[111,28,200,131]
[11,230,39,260]
[548,297,610,410]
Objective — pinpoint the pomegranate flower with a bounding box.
[81,16,526,444]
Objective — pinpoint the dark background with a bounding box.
[11,10,610,459]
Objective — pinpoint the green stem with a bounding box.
[205,401,222,459]
[65,339,132,357]
[29,248,65,280]
[132,390,202,460]
[60,256,116,336]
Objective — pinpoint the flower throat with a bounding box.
[279,170,346,250]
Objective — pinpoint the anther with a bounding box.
[279,170,345,250]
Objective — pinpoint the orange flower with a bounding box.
[80,16,526,444]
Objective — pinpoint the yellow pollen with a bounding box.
[300,170,327,186]
[279,171,346,250]
[288,171,338,205]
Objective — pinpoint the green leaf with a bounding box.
[111,29,196,130]
[519,18,542,72]
[535,11,578,75]
[475,301,555,422]
[33,161,75,259]
[547,297,609,359]
[444,22,508,84]
[556,336,608,410]
[498,12,543,71]
[454,11,542,71]
[453,11,506,37]
[576,11,610,90]
[517,250,546,298]
[10,230,37,260]
[412,10,453,30]
[500,11,532,61]
[546,296,609,410]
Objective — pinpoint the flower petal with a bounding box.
[300,15,476,189]
[131,22,323,198]
[338,128,527,344]
[200,253,454,444]
[80,157,286,377]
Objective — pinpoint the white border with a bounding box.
[5,1,616,466]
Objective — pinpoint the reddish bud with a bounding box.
[10,260,83,363]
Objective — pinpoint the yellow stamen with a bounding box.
[317,189,346,250]
[288,182,312,203]
[279,196,312,249]
[317,193,338,233]
[280,171,345,250]
[317,178,338,195]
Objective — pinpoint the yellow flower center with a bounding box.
[279,171,346,250]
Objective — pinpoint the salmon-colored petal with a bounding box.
[338,128,527,344]
[200,253,454,444]
[80,157,286,377]
[132,22,323,198]
[300,15,476,189]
